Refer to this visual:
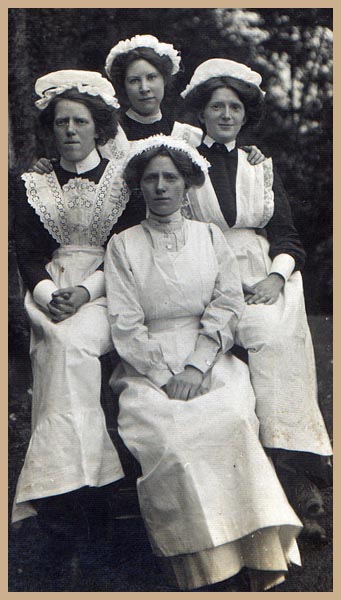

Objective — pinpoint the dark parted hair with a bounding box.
[107,47,174,106]
[184,76,265,130]
[38,88,118,146]
[123,146,205,193]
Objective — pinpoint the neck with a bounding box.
[146,209,184,231]
[60,148,100,174]
[148,209,183,223]
[126,107,163,124]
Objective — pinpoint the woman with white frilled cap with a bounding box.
[104,34,264,161]
[105,134,303,592]
[11,70,141,550]
[32,35,265,175]
[181,58,332,540]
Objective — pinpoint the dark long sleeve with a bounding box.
[266,168,306,271]
[14,179,57,292]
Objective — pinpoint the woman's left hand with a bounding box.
[244,274,285,305]
[242,145,266,165]
[165,366,207,401]
[50,286,90,315]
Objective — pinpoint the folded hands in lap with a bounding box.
[48,286,90,322]
[164,366,209,401]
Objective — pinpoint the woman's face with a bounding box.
[53,99,97,163]
[124,59,165,116]
[140,154,186,217]
[201,87,246,144]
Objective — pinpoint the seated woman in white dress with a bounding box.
[180,58,333,540]
[104,135,302,592]
[11,70,142,551]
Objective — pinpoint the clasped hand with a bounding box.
[164,366,208,401]
[48,286,90,322]
[242,145,266,165]
[243,274,284,305]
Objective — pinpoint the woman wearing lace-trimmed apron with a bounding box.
[181,58,333,541]
[11,70,141,554]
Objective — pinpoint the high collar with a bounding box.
[60,148,101,174]
[203,135,236,152]
[126,107,163,124]
[146,209,184,230]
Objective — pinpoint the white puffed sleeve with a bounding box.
[185,224,245,371]
[104,233,173,388]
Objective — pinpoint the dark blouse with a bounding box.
[119,112,174,141]
[14,158,145,293]
[197,143,306,271]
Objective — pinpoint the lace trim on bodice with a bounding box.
[259,158,274,228]
[234,153,274,229]
[104,137,127,161]
[22,161,129,246]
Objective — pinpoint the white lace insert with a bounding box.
[22,161,129,246]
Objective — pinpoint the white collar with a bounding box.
[126,108,163,124]
[203,135,236,152]
[60,148,101,174]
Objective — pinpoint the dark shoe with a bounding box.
[291,474,325,518]
[301,517,328,544]
[275,467,325,519]
[274,467,328,545]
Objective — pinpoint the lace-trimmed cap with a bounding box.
[181,58,265,99]
[105,34,181,78]
[35,70,120,111]
[123,134,210,176]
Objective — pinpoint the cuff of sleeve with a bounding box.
[185,338,220,374]
[33,279,58,309]
[81,270,105,301]
[147,367,173,388]
[269,253,295,282]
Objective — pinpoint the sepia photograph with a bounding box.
[8,5,333,593]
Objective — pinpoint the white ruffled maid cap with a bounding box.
[123,134,210,176]
[34,70,120,110]
[181,58,265,99]
[105,34,181,78]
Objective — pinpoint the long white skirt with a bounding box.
[112,350,302,590]
[12,247,124,524]
[225,229,332,455]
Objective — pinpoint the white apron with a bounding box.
[109,223,302,589]
[12,162,129,523]
[187,151,332,455]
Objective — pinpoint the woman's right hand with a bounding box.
[47,286,90,322]
[242,145,266,165]
[30,157,54,175]
[164,366,208,401]
[47,299,76,322]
